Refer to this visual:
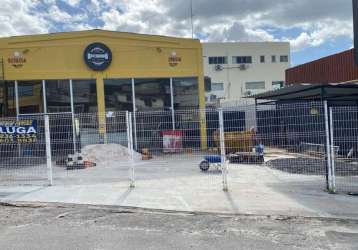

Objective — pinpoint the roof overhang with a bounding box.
[249,82,358,106]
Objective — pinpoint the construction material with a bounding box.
[66,153,85,170]
[81,144,142,165]
[141,148,152,160]
[84,161,96,168]
[213,130,255,153]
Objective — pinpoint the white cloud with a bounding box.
[102,8,145,33]
[65,0,81,7]
[0,0,48,36]
[290,32,312,51]
[98,0,353,52]
[86,0,101,14]
[46,5,73,23]
[225,22,276,42]
[0,0,352,55]
[288,20,353,51]
[101,0,183,36]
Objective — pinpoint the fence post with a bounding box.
[44,115,53,186]
[126,111,131,155]
[329,107,336,193]
[131,78,138,150]
[323,101,333,192]
[170,78,175,131]
[127,112,135,188]
[218,108,228,191]
[69,79,77,153]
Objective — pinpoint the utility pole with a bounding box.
[353,0,358,64]
[190,0,194,38]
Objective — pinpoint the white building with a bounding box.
[203,42,290,104]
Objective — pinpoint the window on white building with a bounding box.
[232,56,252,64]
[272,81,284,90]
[280,55,289,62]
[211,82,224,91]
[208,56,228,64]
[260,56,265,63]
[245,81,266,90]
[271,55,276,63]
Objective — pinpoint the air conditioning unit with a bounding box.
[214,64,224,71]
[239,64,247,70]
[210,94,217,101]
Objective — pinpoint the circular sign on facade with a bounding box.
[84,42,112,71]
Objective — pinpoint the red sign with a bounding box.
[163,130,183,153]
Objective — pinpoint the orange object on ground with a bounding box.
[84,161,96,168]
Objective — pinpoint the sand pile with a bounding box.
[81,144,142,165]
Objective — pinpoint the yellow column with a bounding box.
[96,75,107,140]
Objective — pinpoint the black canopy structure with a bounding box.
[247,82,358,192]
[249,82,358,106]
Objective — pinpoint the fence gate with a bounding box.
[225,102,329,193]
[131,109,226,204]
[48,111,132,186]
[0,111,134,186]
[0,115,48,185]
[331,106,358,194]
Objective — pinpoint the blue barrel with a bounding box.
[204,155,222,163]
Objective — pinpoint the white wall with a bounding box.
[203,42,290,103]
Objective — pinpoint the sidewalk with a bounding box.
[1,164,358,219]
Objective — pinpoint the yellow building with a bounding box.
[0,29,207,148]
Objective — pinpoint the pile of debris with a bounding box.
[66,144,142,170]
[82,143,142,163]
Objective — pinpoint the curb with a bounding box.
[1,201,358,223]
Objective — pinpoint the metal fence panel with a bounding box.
[131,102,331,196]
[48,111,131,185]
[133,109,224,191]
[1,102,357,196]
[225,102,328,191]
[0,112,132,186]
[0,115,48,185]
[331,106,358,194]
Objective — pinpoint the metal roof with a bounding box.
[249,83,358,105]
[285,49,358,85]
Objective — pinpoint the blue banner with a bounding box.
[0,120,38,143]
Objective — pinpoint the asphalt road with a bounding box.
[0,203,358,250]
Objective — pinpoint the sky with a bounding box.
[0,0,354,66]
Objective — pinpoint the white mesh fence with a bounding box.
[132,109,225,190]
[258,102,327,175]
[49,111,131,185]
[331,106,358,194]
[0,102,357,195]
[0,115,48,185]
